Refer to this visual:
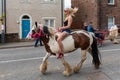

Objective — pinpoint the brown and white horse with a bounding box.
[31,25,101,76]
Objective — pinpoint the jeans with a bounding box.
[34,38,43,47]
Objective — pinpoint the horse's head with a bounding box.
[31,22,43,34]
[42,26,56,36]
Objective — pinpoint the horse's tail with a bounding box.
[91,35,101,69]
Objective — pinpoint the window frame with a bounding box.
[108,16,115,29]
[108,0,115,5]
[43,0,56,3]
[42,17,56,28]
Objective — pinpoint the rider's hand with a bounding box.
[57,27,62,32]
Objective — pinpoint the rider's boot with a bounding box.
[57,53,64,59]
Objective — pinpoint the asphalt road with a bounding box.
[0,40,120,80]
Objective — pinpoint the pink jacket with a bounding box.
[31,29,44,39]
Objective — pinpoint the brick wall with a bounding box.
[72,0,99,29]
[72,0,120,30]
[100,0,120,29]
[0,33,19,43]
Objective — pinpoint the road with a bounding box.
[0,40,120,80]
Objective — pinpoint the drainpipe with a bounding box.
[3,0,6,33]
[0,0,2,19]
[98,0,101,29]
[61,0,64,26]
[4,0,6,33]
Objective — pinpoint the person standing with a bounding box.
[57,7,78,58]
[32,22,43,47]
[83,22,88,31]
[1,22,5,43]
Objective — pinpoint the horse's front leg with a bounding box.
[73,50,87,73]
[60,57,72,76]
[40,52,51,74]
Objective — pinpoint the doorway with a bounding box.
[21,15,30,39]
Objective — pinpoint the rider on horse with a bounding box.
[57,7,78,59]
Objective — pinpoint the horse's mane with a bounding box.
[43,26,51,36]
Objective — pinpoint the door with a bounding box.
[22,19,30,38]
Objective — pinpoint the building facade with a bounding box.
[72,0,120,30]
[99,0,120,29]
[0,0,64,42]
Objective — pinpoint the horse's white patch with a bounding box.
[42,52,50,62]
[48,35,75,54]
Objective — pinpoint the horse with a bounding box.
[30,25,101,76]
[108,25,119,44]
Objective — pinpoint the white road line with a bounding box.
[0,56,56,64]
[0,49,120,64]
[100,48,120,52]
[0,57,43,64]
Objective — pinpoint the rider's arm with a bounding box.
[60,16,72,30]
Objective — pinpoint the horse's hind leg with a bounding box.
[60,57,72,76]
[73,50,87,73]
[40,52,51,74]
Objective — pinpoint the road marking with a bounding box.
[100,48,120,52]
[0,57,43,64]
[0,48,120,64]
[0,56,56,64]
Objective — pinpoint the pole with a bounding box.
[1,0,5,43]
[61,0,64,26]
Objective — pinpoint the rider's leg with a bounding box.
[57,32,67,58]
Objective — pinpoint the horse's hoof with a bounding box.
[63,71,72,76]
[39,64,47,74]
[113,41,119,44]
[73,66,79,73]
[94,64,100,69]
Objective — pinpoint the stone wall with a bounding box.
[0,33,19,43]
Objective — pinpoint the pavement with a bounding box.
[0,41,35,49]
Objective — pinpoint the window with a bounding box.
[44,0,55,3]
[108,17,115,29]
[43,17,55,27]
[108,0,115,5]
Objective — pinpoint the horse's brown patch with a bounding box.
[118,28,120,33]
[72,32,90,50]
